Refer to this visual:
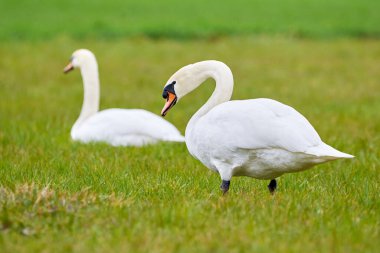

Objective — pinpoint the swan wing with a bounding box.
[72,108,184,145]
[193,98,324,154]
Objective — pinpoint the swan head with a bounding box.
[64,49,97,73]
[161,63,208,116]
[161,61,232,116]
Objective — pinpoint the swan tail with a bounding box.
[306,143,354,161]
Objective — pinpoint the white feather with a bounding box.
[72,109,185,146]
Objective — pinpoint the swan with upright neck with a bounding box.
[161,60,353,194]
[64,49,184,146]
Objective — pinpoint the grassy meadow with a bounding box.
[1,0,380,252]
[1,0,380,40]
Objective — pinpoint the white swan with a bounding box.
[63,49,184,146]
[160,60,353,193]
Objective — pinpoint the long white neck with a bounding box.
[185,61,234,135]
[72,60,100,131]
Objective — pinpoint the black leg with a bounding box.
[268,179,277,194]
[220,180,230,195]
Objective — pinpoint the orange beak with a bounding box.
[63,62,74,73]
[161,92,177,117]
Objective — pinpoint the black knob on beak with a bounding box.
[162,90,168,99]
[162,81,176,99]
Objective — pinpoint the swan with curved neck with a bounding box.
[161,60,353,194]
[64,49,185,146]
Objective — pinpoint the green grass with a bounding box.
[0,37,379,252]
[1,0,380,40]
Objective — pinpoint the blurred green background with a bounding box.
[1,0,380,40]
[1,1,379,253]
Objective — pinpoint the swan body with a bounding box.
[160,60,353,193]
[71,108,185,146]
[186,98,352,180]
[65,49,184,146]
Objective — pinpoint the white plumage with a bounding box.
[161,60,353,193]
[65,49,184,146]
[71,108,185,146]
